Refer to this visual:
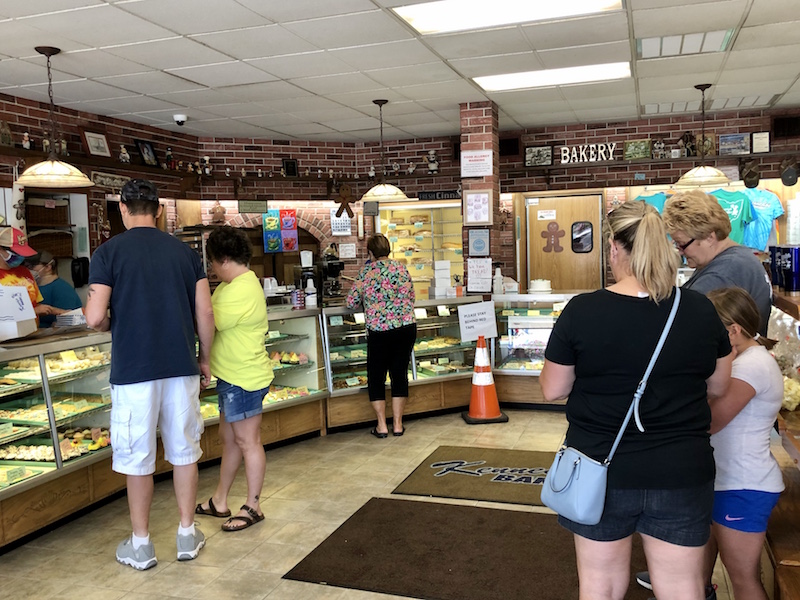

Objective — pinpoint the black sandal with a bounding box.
[195,497,231,518]
[370,428,388,439]
[221,504,265,532]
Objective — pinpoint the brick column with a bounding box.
[460,101,505,279]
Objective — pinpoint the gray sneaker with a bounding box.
[176,526,205,561]
[116,536,157,570]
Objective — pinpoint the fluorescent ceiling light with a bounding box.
[637,30,734,59]
[474,62,630,92]
[393,0,622,35]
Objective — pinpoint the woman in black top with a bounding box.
[540,201,732,600]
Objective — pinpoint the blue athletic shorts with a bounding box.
[712,489,780,533]
[216,379,268,423]
[559,482,714,547]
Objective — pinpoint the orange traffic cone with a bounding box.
[462,335,508,424]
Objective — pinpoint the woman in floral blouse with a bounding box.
[346,233,416,438]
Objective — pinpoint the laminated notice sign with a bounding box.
[457,301,497,343]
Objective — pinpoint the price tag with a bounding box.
[6,466,25,483]
[0,422,13,437]
[345,376,361,387]
[437,306,450,317]
[389,236,398,243]
[59,438,73,456]
[53,406,66,419]
[437,357,450,365]
[44,199,56,209]
[414,308,428,320]
[296,386,309,394]
[527,309,540,316]
[388,223,397,230]
[415,264,425,271]
[414,221,424,229]
[268,330,282,339]
[72,399,89,410]
[330,316,344,327]
[404,250,413,257]
[454,249,463,255]
[91,427,102,441]
[60,350,78,362]
[502,310,516,317]
[354,313,366,324]
[415,235,424,242]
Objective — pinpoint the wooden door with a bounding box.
[527,195,602,290]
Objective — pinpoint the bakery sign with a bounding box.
[559,142,618,164]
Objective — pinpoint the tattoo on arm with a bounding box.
[87,285,94,299]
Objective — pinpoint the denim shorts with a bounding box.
[558,482,714,547]
[712,489,781,533]
[216,379,268,423]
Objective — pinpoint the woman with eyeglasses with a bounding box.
[662,190,772,336]
[540,200,732,600]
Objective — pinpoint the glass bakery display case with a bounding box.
[377,201,465,299]
[322,297,482,395]
[492,293,578,375]
[0,331,112,496]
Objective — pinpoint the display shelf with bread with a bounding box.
[378,201,465,300]
[491,293,582,405]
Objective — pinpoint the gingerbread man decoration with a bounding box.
[335,183,356,218]
[541,221,565,253]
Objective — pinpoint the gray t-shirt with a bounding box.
[683,244,772,335]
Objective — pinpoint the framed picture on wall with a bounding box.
[623,139,652,161]
[524,145,553,167]
[463,189,493,226]
[282,158,299,177]
[79,128,111,158]
[718,133,751,155]
[134,139,159,167]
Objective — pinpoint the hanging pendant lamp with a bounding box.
[675,83,729,188]
[361,99,408,202]
[16,47,94,189]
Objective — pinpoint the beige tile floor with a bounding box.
[0,408,735,599]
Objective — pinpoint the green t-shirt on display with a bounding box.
[210,270,273,391]
[711,189,752,245]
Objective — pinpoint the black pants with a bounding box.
[366,324,417,401]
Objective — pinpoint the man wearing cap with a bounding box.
[0,226,51,318]
[85,179,215,571]
[26,251,82,327]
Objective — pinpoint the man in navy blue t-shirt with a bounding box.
[86,179,215,570]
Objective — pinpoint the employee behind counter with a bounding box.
[25,250,82,327]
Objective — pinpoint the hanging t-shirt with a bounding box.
[710,189,753,245]
[741,188,784,251]
[634,192,667,214]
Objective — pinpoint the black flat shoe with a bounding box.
[370,428,388,439]
[393,427,405,437]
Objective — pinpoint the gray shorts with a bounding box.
[559,482,714,547]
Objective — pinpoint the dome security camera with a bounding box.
[173,114,187,126]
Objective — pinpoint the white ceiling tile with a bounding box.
[395,80,486,102]
[726,45,800,69]
[0,59,73,87]
[151,88,247,107]
[639,90,709,104]
[629,0,716,8]
[559,79,636,100]
[537,41,631,69]
[44,49,148,78]
[325,117,380,132]
[282,11,412,50]
[397,123,460,137]
[348,127,410,141]
[247,52,354,79]
[503,100,573,117]
[425,28,532,60]
[267,123,338,136]
[236,0,376,21]
[384,111,446,127]
[234,113,307,128]
[327,88,411,107]
[745,0,800,27]
[632,0,748,37]
[636,53,725,77]
[712,82,793,97]
[104,38,231,70]
[638,72,720,93]
[717,65,799,85]
[261,96,346,113]
[329,40,440,70]
[181,118,277,137]
[121,0,270,36]
[128,108,224,124]
[197,103,279,118]
[291,107,367,122]
[221,80,311,102]
[573,107,641,122]
[191,25,319,60]
[45,78,136,102]
[1,0,102,18]
[0,19,92,57]
[97,71,202,95]
[521,12,630,50]
[568,95,640,110]
[735,22,800,50]
[775,92,800,107]
[450,53,544,78]
[485,88,565,104]
[513,111,579,127]
[292,73,384,95]
[71,95,182,114]
[366,63,460,87]
[24,5,175,47]
[168,62,278,88]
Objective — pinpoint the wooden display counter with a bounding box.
[327,375,472,428]
[495,373,566,406]
[0,396,325,549]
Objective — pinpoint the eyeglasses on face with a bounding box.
[673,238,695,252]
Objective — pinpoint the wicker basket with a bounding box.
[26,199,70,227]
[28,230,73,257]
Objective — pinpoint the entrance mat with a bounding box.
[393,445,555,506]
[284,497,651,600]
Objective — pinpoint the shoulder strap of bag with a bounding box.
[604,287,681,465]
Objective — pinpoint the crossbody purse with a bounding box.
[540,287,681,525]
